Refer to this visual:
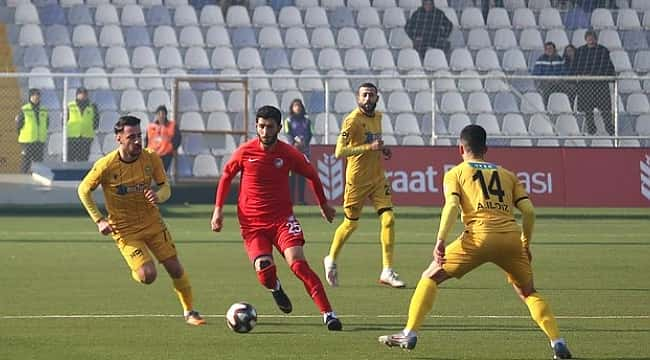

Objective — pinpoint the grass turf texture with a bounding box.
[0,205,648,359]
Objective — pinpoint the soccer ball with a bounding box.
[225,302,257,333]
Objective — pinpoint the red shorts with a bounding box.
[240,215,305,262]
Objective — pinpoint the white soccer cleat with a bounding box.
[323,256,338,287]
[379,269,406,288]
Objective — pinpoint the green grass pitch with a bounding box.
[1,205,649,359]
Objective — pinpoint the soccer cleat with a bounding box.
[323,312,342,331]
[271,285,293,314]
[378,333,417,350]
[379,269,406,288]
[184,310,207,326]
[552,341,572,359]
[323,256,338,287]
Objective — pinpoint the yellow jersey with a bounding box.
[335,108,384,186]
[78,148,167,236]
[443,161,528,233]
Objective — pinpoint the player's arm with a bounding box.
[512,173,535,248]
[77,161,112,235]
[211,150,242,232]
[334,118,372,158]
[144,153,170,205]
[434,171,461,264]
[292,150,336,223]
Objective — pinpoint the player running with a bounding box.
[78,115,206,326]
[378,125,572,359]
[211,105,342,331]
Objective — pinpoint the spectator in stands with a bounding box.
[561,44,578,108]
[481,0,504,24]
[66,87,98,162]
[532,42,565,105]
[575,30,616,135]
[405,0,453,59]
[16,88,48,173]
[145,105,181,174]
[284,99,312,205]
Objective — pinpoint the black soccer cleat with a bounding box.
[552,342,572,359]
[324,312,342,331]
[271,285,293,314]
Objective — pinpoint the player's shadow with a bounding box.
[349,322,539,332]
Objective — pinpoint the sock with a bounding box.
[131,270,143,283]
[328,218,358,261]
[172,272,193,313]
[290,260,332,313]
[525,292,561,341]
[379,211,395,269]
[256,264,279,290]
[405,277,438,332]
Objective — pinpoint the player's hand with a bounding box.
[433,239,446,266]
[144,189,159,205]
[320,204,336,223]
[97,219,113,235]
[369,139,384,151]
[211,207,224,232]
[382,147,392,160]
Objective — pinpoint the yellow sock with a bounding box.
[328,218,358,260]
[379,211,395,268]
[172,272,193,313]
[131,270,143,283]
[405,277,438,332]
[525,292,561,340]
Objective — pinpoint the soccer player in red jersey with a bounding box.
[211,105,342,331]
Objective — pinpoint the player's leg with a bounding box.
[380,232,481,350]
[284,246,342,331]
[325,184,364,286]
[371,180,404,287]
[149,229,206,325]
[243,227,292,313]
[115,234,157,284]
[494,233,571,359]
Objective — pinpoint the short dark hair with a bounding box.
[459,124,487,155]
[544,41,556,49]
[357,82,378,94]
[114,115,141,134]
[585,30,598,40]
[28,88,40,96]
[155,105,168,114]
[256,105,282,126]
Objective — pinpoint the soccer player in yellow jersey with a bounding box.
[77,115,206,326]
[324,82,405,288]
[379,125,572,360]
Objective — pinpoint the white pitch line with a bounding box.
[1,314,648,320]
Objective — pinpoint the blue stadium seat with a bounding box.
[39,4,66,25]
[230,27,257,48]
[262,48,290,70]
[306,90,325,113]
[270,0,294,12]
[22,45,49,68]
[564,7,590,30]
[91,90,119,111]
[146,5,172,26]
[125,26,151,47]
[329,7,355,28]
[39,89,62,110]
[67,5,93,25]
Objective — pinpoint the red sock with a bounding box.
[256,264,278,290]
[290,260,332,313]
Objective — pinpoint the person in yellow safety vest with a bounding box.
[145,105,181,174]
[66,87,99,161]
[15,88,48,173]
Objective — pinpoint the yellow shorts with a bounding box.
[343,178,393,219]
[442,231,533,288]
[112,226,177,271]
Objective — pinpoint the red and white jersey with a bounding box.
[215,138,328,227]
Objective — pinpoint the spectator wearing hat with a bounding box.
[16,88,48,173]
[66,87,99,161]
[145,105,181,174]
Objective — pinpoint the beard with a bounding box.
[360,101,377,114]
[258,134,278,147]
